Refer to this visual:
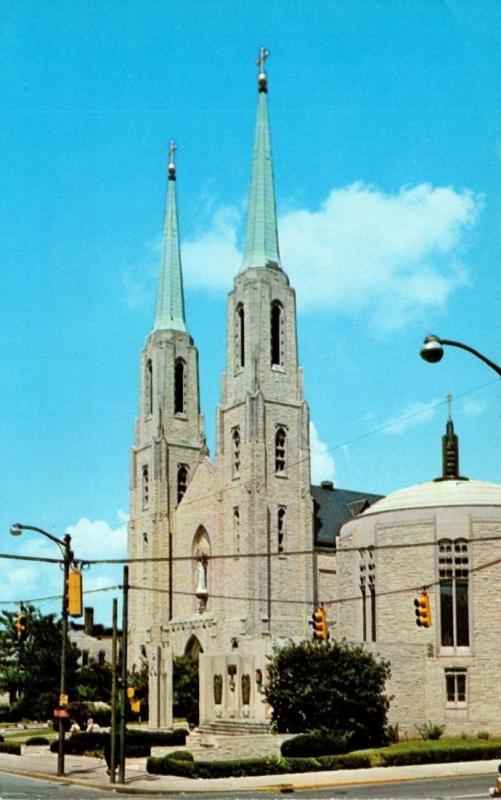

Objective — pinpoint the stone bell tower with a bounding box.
[215,48,314,644]
[128,142,205,678]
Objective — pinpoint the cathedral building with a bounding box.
[127,50,501,734]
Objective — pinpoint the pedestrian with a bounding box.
[68,719,81,738]
[86,716,94,733]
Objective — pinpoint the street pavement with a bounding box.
[0,737,499,796]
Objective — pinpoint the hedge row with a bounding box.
[26,736,50,746]
[281,733,350,758]
[146,751,372,778]
[0,742,21,755]
[48,728,188,756]
[380,744,501,767]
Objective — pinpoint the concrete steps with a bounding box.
[197,719,272,736]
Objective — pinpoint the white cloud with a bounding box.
[461,398,487,417]
[66,518,127,561]
[310,421,335,484]
[381,399,439,435]
[2,517,127,623]
[181,182,482,329]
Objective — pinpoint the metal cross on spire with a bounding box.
[256,46,269,92]
[168,139,177,180]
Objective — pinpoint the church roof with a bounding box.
[312,482,383,548]
[154,141,188,333]
[360,478,501,516]
[240,47,281,272]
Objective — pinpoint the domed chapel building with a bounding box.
[127,51,501,734]
[337,416,501,735]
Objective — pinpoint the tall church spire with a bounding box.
[154,141,187,332]
[241,47,281,272]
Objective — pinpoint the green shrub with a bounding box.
[380,743,501,767]
[416,721,444,740]
[0,742,21,755]
[281,732,350,758]
[478,731,490,740]
[147,754,198,777]
[25,736,50,746]
[0,734,4,743]
[168,750,194,761]
[317,753,372,770]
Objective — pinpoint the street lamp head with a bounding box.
[420,334,444,364]
[10,523,23,537]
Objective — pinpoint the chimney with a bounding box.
[321,480,334,490]
[84,607,94,635]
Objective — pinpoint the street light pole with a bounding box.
[420,334,501,377]
[10,523,73,776]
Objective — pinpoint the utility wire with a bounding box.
[2,552,500,610]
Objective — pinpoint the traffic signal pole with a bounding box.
[118,566,129,784]
[57,534,72,777]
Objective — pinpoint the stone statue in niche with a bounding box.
[195,552,208,612]
[241,673,251,705]
[213,674,223,705]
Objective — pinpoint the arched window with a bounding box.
[271,301,283,366]
[275,427,286,473]
[145,359,153,416]
[174,358,186,415]
[235,303,245,368]
[232,427,240,477]
[141,465,149,508]
[277,507,286,553]
[177,464,188,504]
[439,539,469,648]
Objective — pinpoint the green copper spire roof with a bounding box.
[154,141,188,333]
[241,47,281,272]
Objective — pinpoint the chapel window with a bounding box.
[271,301,284,367]
[439,539,470,648]
[445,667,467,707]
[177,464,188,504]
[275,427,286,473]
[359,547,376,642]
[174,358,186,415]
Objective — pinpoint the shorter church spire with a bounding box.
[241,47,281,272]
[435,395,468,482]
[154,141,188,333]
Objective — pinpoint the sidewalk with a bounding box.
[0,746,498,795]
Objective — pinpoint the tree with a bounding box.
[74,658,113,702]
[265,639,391,748]
[173,655,199,726]
[0,605,80,721]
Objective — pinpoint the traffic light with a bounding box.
[127,686,141,714]
[67,565,83,617]
[16,607,27,642]
[311,606,329,640]
[414,592,431,628]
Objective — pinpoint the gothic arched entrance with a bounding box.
[173,636,203,727]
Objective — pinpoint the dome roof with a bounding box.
[362,479,501,516]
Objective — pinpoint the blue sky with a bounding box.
[1,0,499,624]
